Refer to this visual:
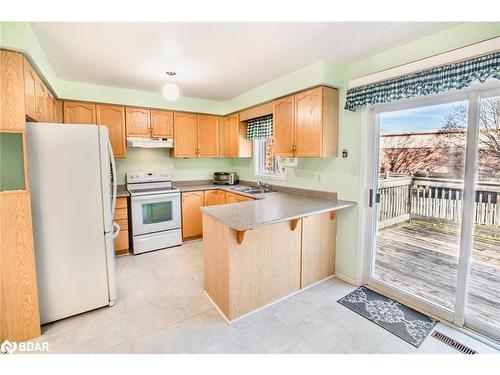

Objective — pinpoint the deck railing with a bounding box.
[377,174,500,229]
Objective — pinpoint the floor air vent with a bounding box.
[431,331,478,354]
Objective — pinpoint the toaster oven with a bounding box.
[213,172,237,185]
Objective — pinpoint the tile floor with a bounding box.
[29,240,499,354]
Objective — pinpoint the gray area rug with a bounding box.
[338,286,437,347]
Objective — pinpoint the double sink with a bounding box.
[230,185,273,195]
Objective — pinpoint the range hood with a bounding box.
[126,137,173,149]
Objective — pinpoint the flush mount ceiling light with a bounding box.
[162,71,180,101]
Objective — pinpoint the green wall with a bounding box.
[115,148,235,184]
[232,22,500,280]
[2,21,499,280]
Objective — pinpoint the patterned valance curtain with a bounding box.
[345,52,500,112]
[246,114,273,140]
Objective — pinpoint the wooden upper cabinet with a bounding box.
[35,79,48,122]
[125,107,150,136]
[151,109,173,138]
[294,86,338,157]
[294,87,322,157]
[221,113,252,158]
[222,114,238,157]
[197,115,219,157]
[96,104,127,158]
[23,59,38,121]
[63,101,96,124]
[1,51,26,131]
[182,191,204,239]
[204,190,226,206]
[173,112,198,157]
[273,95,295,157]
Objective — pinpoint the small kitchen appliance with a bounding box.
[213,172,237,185]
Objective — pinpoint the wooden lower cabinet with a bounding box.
[182,191,204,239]
[203,210,337,321]
[301,212,336,288]
[225,191,254,203]
[182,189,253,240]
[204,189,226,206]
[113,197,129,256]
[203,214,302,320]
[0,191,41,342]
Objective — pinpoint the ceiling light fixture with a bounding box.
[162,83,180,101]
[162,71,179,101]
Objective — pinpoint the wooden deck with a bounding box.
[375,221,500,328]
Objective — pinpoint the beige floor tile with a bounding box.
[25,241,499,355]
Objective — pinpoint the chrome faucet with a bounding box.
[257,181,272,192]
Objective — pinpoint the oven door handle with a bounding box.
[131,192,180,201]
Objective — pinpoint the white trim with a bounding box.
[348,37,500,89]
[358,107,377,286]
[334,272,359,286]
[453,91,480,326]
[360,84,500,342]
[252,139,286,180]
[205,275,335,324]
[203,290,231,324]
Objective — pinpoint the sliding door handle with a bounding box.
[369,189,380,207]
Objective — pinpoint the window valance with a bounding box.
[345,51,500,112]
[246,114,273,140]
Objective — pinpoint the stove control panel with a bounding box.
[126,171,171,183]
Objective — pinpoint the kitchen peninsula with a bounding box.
[200,188,354,321]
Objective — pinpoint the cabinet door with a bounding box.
[273,95,295,157]
[182,191,204,239]
[222,114,239,157]
[1,51,25,131]
[294,87,322,157]
[301,212,336,288]
[236,195,254,202]
[96,104,126,158]
[197,115,219,157]
[151,109,173,138]
[63,101,96,124]
[225,192,240,204]
[35,78,48,122]
[125,107,150,136]
[204,190,226,206]
[173,112,198,157]
[23,59,38,121]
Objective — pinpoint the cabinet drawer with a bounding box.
[114,229,129,251]
[114,207,128,220]
[116,197,127,209]
[115,218,128,231]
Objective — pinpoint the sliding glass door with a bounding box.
[464,92,500,339]
[366,84,500,341]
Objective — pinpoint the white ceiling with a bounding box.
[31,22,455,101]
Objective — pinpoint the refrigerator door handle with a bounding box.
[108,139,117,219]
[112,221,121,239]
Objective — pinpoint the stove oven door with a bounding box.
[131,192,181,235]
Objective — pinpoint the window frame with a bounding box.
[253,138,286,180]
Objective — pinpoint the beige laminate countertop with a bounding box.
[178,184,355,231]
[117,185,130,198]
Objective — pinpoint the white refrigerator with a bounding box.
[26,123,119,325]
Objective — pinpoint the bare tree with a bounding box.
[380,135,443,174]
[439,97,500,178]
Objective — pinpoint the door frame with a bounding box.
[360,82,500,342]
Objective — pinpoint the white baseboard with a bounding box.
[204,275,336,324]
[334,272,360,286]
